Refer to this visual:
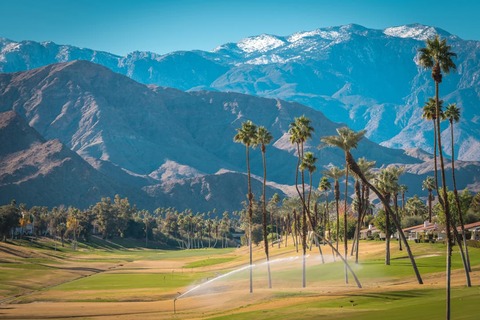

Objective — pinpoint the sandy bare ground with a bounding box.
[0,239,479,319]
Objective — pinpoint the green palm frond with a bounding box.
[444,103,460,123]
[234,120,257,147]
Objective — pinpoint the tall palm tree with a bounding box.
[351,157,375,263]
[322,127,365,284]
[399,185,408,211]
[301,152,324,263]
[267,193,281,248]
[422,176,436,223]
[419,35,457,319]
[422,97,444,191]
[444,103,471,271]
[289,115,314,288]
[323,165,345,254]
[318,176,332,244]
[389,166,405,251]
[374,168,398,265]
[234,120,257,293]
[300,152,317,213]
[326,127,423,285]
[255,125,273,288]
[405,195,428,218]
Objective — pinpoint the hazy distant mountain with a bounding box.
[0,110,281,213]
[1,23,479,161]
[0,61,478,212]
[0,110,128,208]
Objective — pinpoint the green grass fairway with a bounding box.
[0,237,479,319]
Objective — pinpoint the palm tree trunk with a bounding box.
[428,191,433,222]
[435,78,452,320]
[355,184,369,264]
[293,209,298,252]
[433,119,439,191]
[395,194,402,251]
[261,148,272,289]
[325,195,335,259]
[343,157,349,284]
[246,146,253,294]
[450,121,471,271]
[346,151,423,284]
[385,200,391,265]
[271,207,275,249]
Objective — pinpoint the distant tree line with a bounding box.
[0,195,239,249]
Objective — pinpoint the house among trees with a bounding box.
[402,221,444,243]
[464,221,480,240]
[359,224,385,240]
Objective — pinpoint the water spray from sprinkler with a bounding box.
[173,264,252,314]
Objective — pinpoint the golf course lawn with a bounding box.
[0,237,479,319]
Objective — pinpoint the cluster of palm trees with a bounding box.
[234,35,470,319]
[2,198,237,250]
[419,35,472,319]
[234,120,273,292]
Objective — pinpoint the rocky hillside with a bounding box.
[0,61,478,212]
[1,23,479,161]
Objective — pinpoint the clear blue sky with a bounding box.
[1,0,478,56]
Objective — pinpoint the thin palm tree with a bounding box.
[422,97,444,191]
[389,166,405,251]
[326,127,423,285]
[323,165,345,254]
[399,185,408,211]
[351,157,375,263]
[301,151,324,263]
[255,125,273,288]
[374,168,398,265]
[419,35,457,319]
[444,103,471,271]
[289,115,314,288]
[405,195,427,218]
[422,176,436,223]
[318,176,332,245]
[234,120,257,294]
[322,127,365,284]
[300,152,317,213]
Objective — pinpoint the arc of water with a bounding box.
[177,264,253,299]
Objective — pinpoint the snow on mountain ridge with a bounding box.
[383,24,452,40]
[237,34,286,53]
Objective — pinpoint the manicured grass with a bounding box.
[209,287,480,320]
[184,256,237,268]
[2,238,479,318]
[54,271,210,291]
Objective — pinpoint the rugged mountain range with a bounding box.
[1,60,479,212]
[1,23,479,161]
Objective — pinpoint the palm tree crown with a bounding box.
[289,115,314,146]
[323,166,345,183]
[234,120,257,147]
[318,176,331,193]
[300,152,317,173]
[422,176,436,192]
[321,127,365,152]
[418,35,457,83]
[422,98,444,120]
[255,126,273,151]
[444,103,460,124]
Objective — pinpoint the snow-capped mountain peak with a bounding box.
[288,29,340,42]
[383,24,452,41]
[237,34,286,53]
